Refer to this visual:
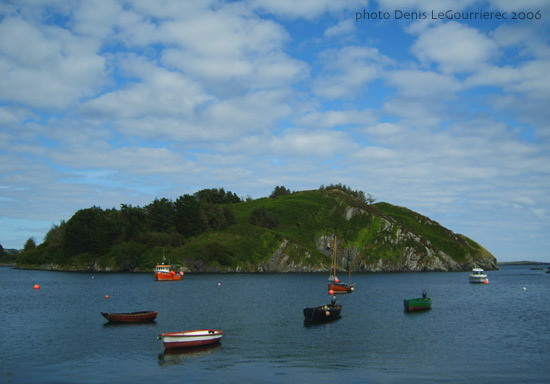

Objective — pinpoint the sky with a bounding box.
[1,0,549,262]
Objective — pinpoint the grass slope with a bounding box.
[16,189,493,271]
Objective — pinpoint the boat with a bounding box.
[158,329,223,349]
[303,304,342,324]
[469,268,488,284]
[404,291,431,312]
[154,255,183,281]
[101,310,158,323]
[303,296,342,324]
[328,236,355,293]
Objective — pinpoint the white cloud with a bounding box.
[1,0,549,261]
[269,129,356,158]
[313,46,394,99]
[0,17,106,110]
[298,109,377,129]
[324,20,355,38]
[487,0,550,12]
[386,69,461,99]
[410,21,498,74]
[248,0,365,19]
[378,0,478,10]
[80,57,212,120]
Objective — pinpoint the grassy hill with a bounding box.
[16,188,498,272]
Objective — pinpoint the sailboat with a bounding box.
[328,236,355,294]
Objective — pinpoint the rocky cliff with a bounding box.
[194,201,498,273]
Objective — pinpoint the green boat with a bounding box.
[404,291,432,312]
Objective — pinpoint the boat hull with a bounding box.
[159,330,223,349]
[303,304,342,324]
[101,311,158,323]
[404,298,432,312]
[328,282,354,294]
[155,272,182,281]
[469,276,488,283]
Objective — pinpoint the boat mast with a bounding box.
[333,235,337,279]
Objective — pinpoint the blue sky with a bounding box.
[1,0,549,262]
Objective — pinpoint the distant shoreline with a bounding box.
[498,261,549,266]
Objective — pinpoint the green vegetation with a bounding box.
[0,243,19,264]
[15,186,495,272]
[373,202,491,262]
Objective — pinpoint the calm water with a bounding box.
[1,265,549,383]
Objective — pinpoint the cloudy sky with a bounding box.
[1,0,549,262]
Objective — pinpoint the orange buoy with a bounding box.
[105,294,109,299]
[170,270,175,275]
[329,289,334,295]
[335,278,339,283]
[484,280,488,284]
[34,284,40,290]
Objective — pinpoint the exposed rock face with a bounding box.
[253,206,498,273]
[257,239,324,273]
[254,234,497,273]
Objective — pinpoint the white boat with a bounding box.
[158,329,223,349]
[469,268,488,284]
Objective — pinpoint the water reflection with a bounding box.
[102,321,158,327]
[158,344,222,366]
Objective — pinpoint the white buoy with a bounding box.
[217,282,221,286]
[523,287,526,291]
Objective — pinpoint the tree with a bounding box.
[63,206,120,255]
[45,221,66,248]
[24,237,36,251]
[120,204,146,241]
[194,188,241,204]
[174,194,204,236]
[270,185,291,198]
[250,207,279,229]
[366,193,376,204]
[145,198,175,232]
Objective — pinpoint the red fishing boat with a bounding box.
[158,329,223,349]
[154,256,183,281]
[328,236,355,294]
[101,310,158,323]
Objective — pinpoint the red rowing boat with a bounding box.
[158,329,223,349]
[101,311,158,323]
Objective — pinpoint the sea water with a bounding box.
[1,265,549,383]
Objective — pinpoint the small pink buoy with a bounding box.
[105,294,109,299]
[180,271,184,276]
[329,289,334,295]
[34,284,40,290]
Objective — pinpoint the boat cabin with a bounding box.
[471,268,485,276]
[154,264,172,274]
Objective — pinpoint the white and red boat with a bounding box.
[158,329,223,349]
[154,256,183,281]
